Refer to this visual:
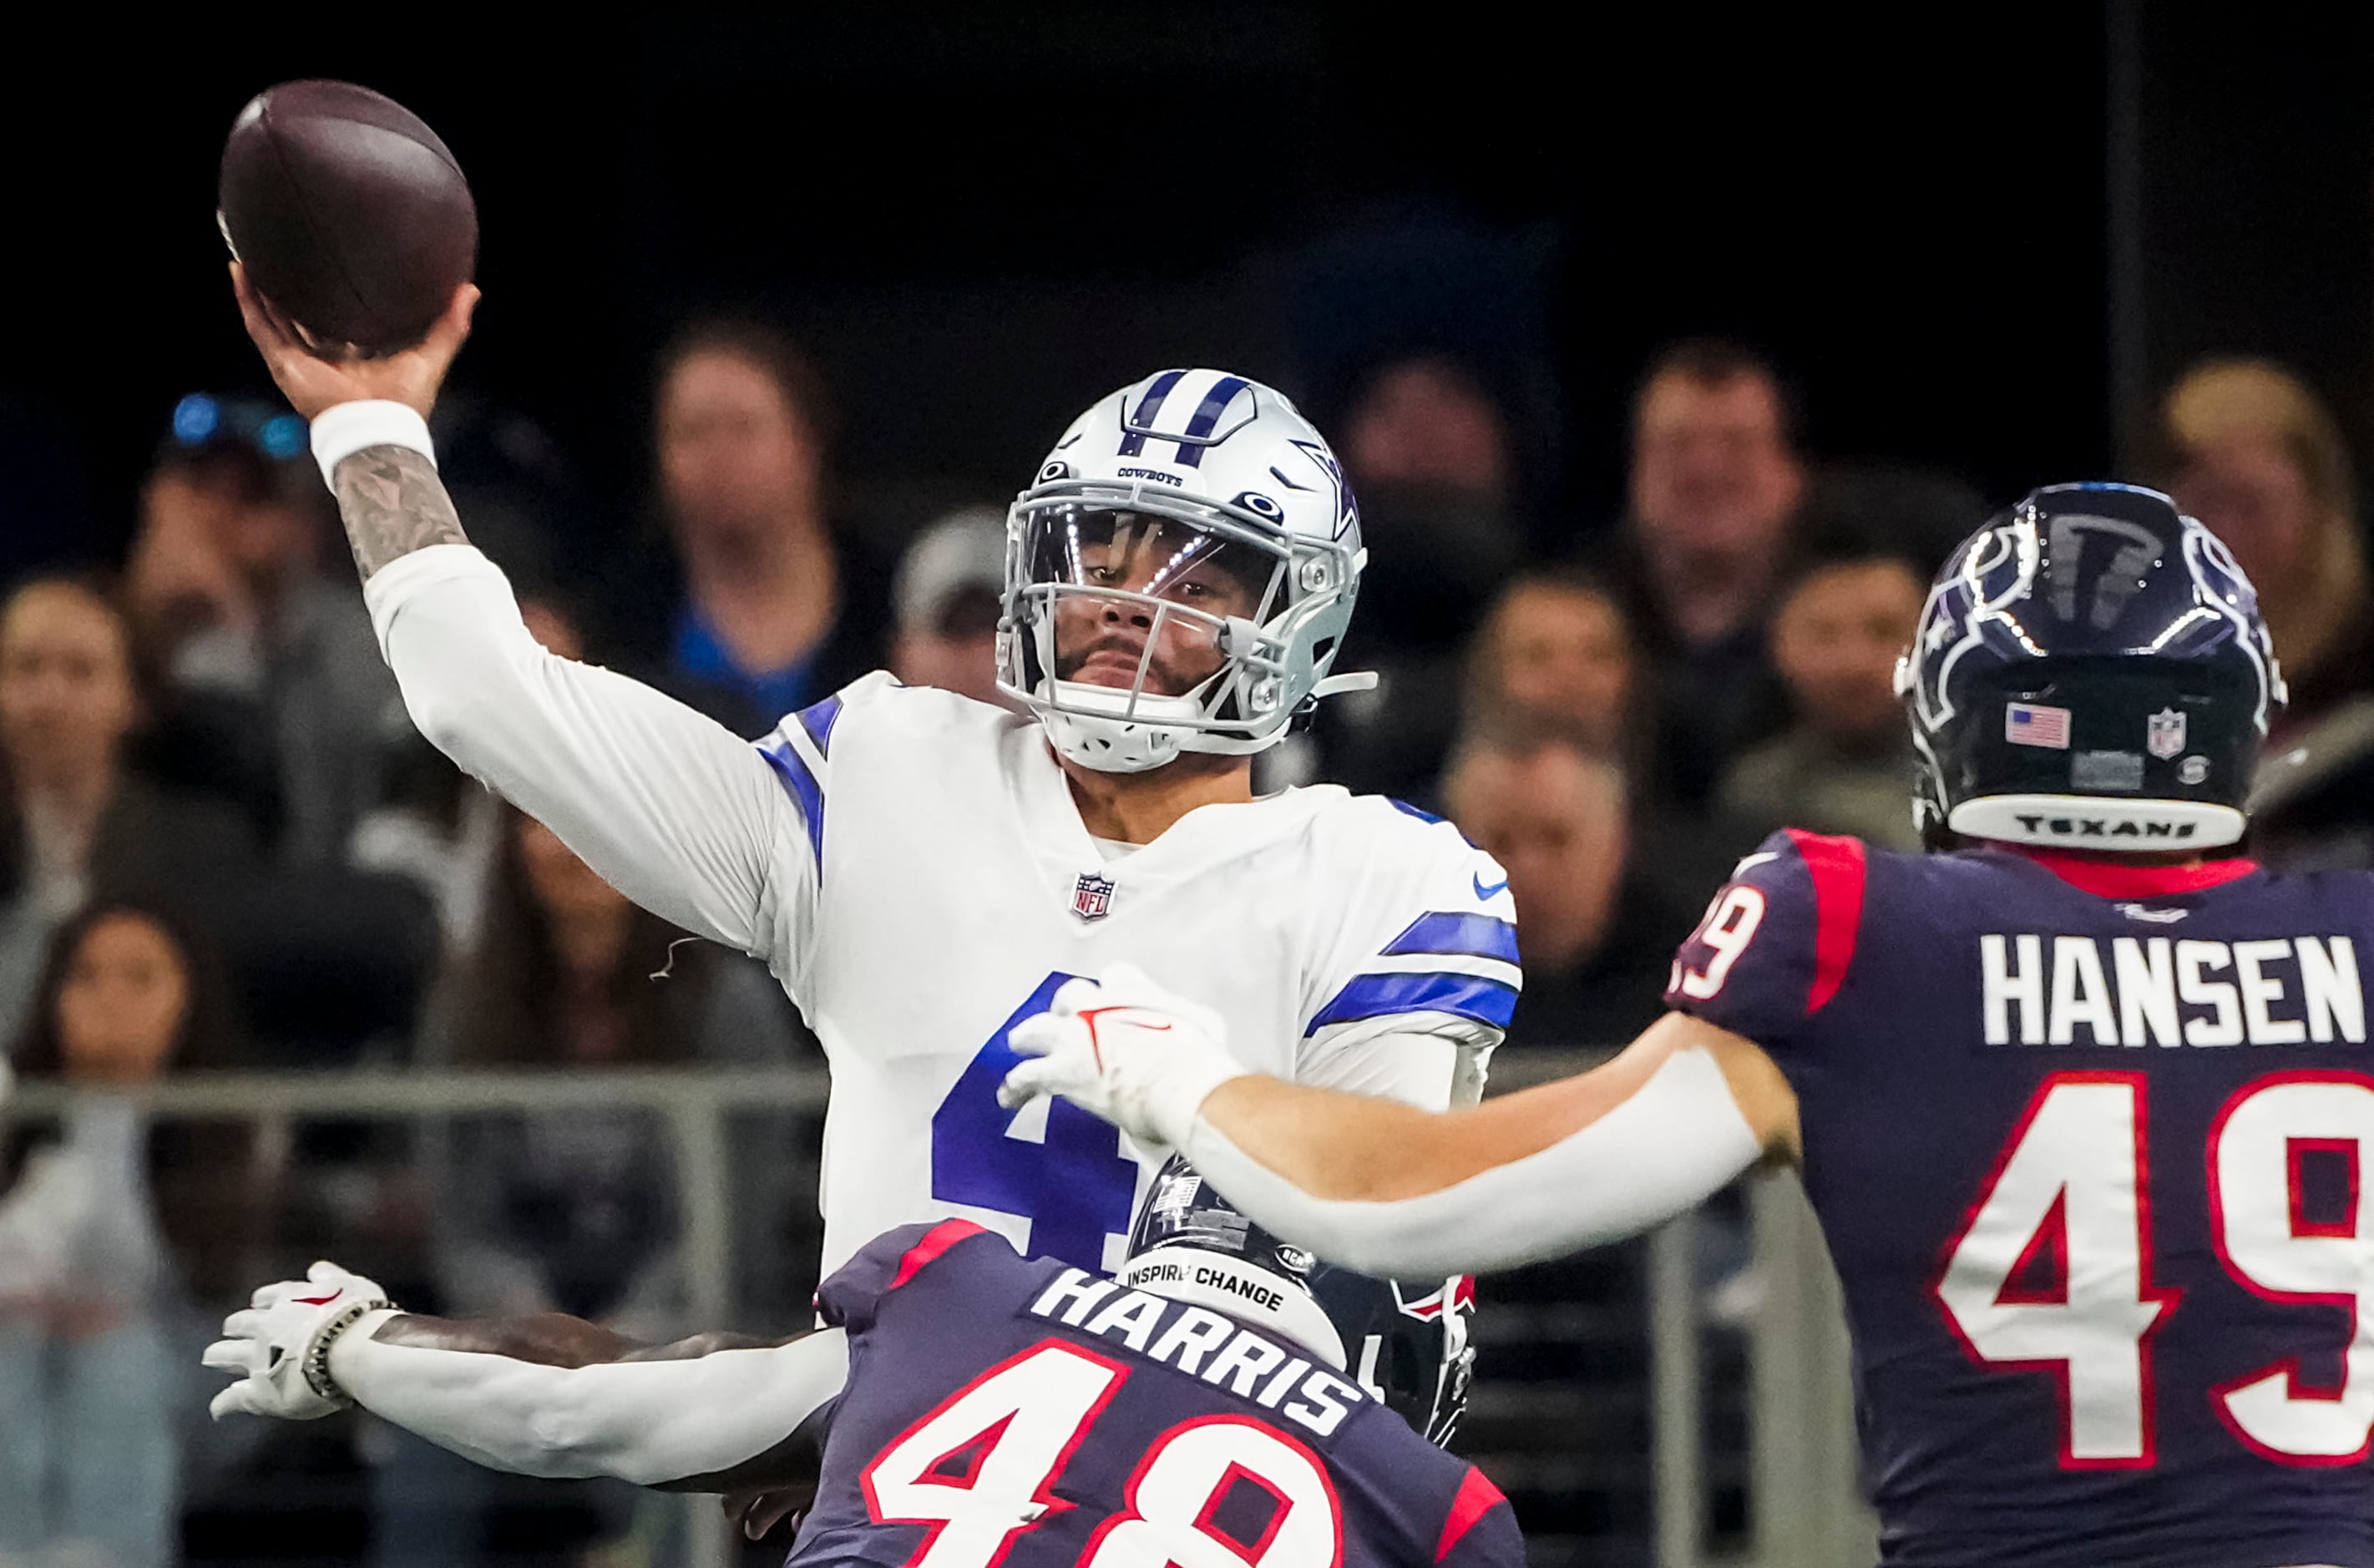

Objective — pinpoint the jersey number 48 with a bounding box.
[1937,1070,2374,1467]
[864,1340,1341,1568]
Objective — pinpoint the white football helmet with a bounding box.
[998,369,1373,773]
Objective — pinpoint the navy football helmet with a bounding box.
[1120,1156,1475,1446]
[1898,483,2285,852]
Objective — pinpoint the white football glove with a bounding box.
[997,962,1249,1149]
[205,1260,397,1421]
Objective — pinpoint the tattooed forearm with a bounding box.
[367,1312,792,1370]
[332,445,469,579]
[371,1311,643,1368]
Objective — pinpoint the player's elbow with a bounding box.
[397,654,519,775]
[402,684,477,764]
[514,1378,632,1480]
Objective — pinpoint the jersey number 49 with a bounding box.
[1937,1070,2374,1467]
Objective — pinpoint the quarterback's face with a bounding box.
[1050,513,1266,695]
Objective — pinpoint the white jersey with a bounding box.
[365,546,1517,1277]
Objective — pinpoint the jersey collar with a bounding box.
[2004,845,2262,898]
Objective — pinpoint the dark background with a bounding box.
[3,4,2368,559]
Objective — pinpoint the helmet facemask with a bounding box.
[1000,486,1364,773]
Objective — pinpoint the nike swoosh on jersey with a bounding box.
[1730,852,1780,876]
[1472,873,1510,900]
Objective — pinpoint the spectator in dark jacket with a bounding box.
[0,577,257,1047]
[1588,341,1806,807]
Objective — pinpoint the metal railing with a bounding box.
[12,1060,1872,1568]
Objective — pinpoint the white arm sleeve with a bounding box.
[363,547,806,964]
[330,1320,850,1486]
[1182,1047,1764,1278]
[1299,1017,1500,1111]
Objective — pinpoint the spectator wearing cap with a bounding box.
[625,321,890,737]
[1713,549,1927,851]
[126,394,412,865]
[1588,341,1807,808]
[1441,715,1696,1049]
[891,507,1010,707]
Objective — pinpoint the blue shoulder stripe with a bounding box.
[1307,971,1519,1036]
[1386,797,1481,848]
[756,734,825,865]
[1383,912,1520,966]
[797,693,843,758]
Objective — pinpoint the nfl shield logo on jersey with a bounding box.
[1071,873,1116,921]
[2147,707,2187,759]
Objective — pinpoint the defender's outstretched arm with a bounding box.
[232,270,802,964]
[1183,1016,1797,1276]
[205,1263,843,1491]
[1006,988,1800,1277]
[335,1314,848,1489]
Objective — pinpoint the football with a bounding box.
[217,80,476,357]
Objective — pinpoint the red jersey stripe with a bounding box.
[2012,846,2260,899]
[1435,1465,1508,1562]
[1786,829,1868,1014]
[888,1219,988,1292]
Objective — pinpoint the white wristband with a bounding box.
[1134,1052,1250,1153]
[310,401,436,490]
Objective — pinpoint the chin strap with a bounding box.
[1309,670,1379,699]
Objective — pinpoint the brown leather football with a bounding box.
[218,80,476,357]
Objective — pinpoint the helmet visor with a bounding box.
[1020,506,1287,701]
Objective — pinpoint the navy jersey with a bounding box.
[1668,829,2374,1568]
[789,1220,1518,1568]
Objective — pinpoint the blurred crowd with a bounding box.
[3,318,2372,1566]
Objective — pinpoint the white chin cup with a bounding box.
[1949,793,2248,851]
[1118,1248,1347,1370]
[1037,679,1199,774]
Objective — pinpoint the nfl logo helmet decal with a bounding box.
[2147,707,2187,759]
[1071,872,1116,921]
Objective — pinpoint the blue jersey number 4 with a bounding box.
[929,974,1140,1270]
